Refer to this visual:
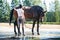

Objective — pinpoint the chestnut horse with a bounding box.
[9,5,46,35]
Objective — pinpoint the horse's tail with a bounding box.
[9,9,14,25]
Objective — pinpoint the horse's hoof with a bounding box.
[37,33,40,35]
[18,34,21,36]
[15,33,17,36]
[15,34,17,36]
[32,33,34,35]
[18,33,21,36]
[23,34,25,36]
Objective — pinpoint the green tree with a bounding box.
[55,0,60,22]
[30,0,41,5]
[23,0,41,6]
[23,0,31,6]
[43,0,47,22]
[46,12,56,22]
[0,0,4,22]
[0,0,10,22]
[11,0,19,9]
[4,2,10,22]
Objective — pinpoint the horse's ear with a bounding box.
[43,10,47,13]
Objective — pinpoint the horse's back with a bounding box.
[23,6,44,19]
[30,6,43,17]
[31,6,43,12]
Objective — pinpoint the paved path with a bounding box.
[0,23,60,40]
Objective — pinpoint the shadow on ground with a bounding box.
[0,36,60,40]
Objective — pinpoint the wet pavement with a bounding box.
[0,36,60,40]
[0,24,60,40]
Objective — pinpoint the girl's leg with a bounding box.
[22,19,25,36]
[17,18,21,36]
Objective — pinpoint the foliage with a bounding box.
[23,0,31,6]
[55,0,60,22]
[3,3,10,22]
[14,0,19,6]
[46,12,56,22]
[0,0,60,24]
[0,0,10,22]
[0,0,4,22]
[30,0,41,5]
[23,0,41,6]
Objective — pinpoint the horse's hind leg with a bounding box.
[37,19,40,35]
[14,20,17,36]
[32,18,36,35]
[17,19,21,36]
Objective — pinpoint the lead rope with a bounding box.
[24,23,32,29]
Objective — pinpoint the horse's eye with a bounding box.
[41,12,44,17]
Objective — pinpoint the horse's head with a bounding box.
[41,10,47,17]
[40,10,47,23]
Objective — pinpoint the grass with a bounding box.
[42,22,60,24]
[25,21,60,24]
[0,21,60,24]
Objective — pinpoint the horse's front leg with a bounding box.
[37,19,40,35]
[32,19,36,35]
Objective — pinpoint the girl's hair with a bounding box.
[19,4,22,8]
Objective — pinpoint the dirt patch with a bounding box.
[0,23,60,29]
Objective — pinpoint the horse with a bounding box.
[9,5,46,35]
